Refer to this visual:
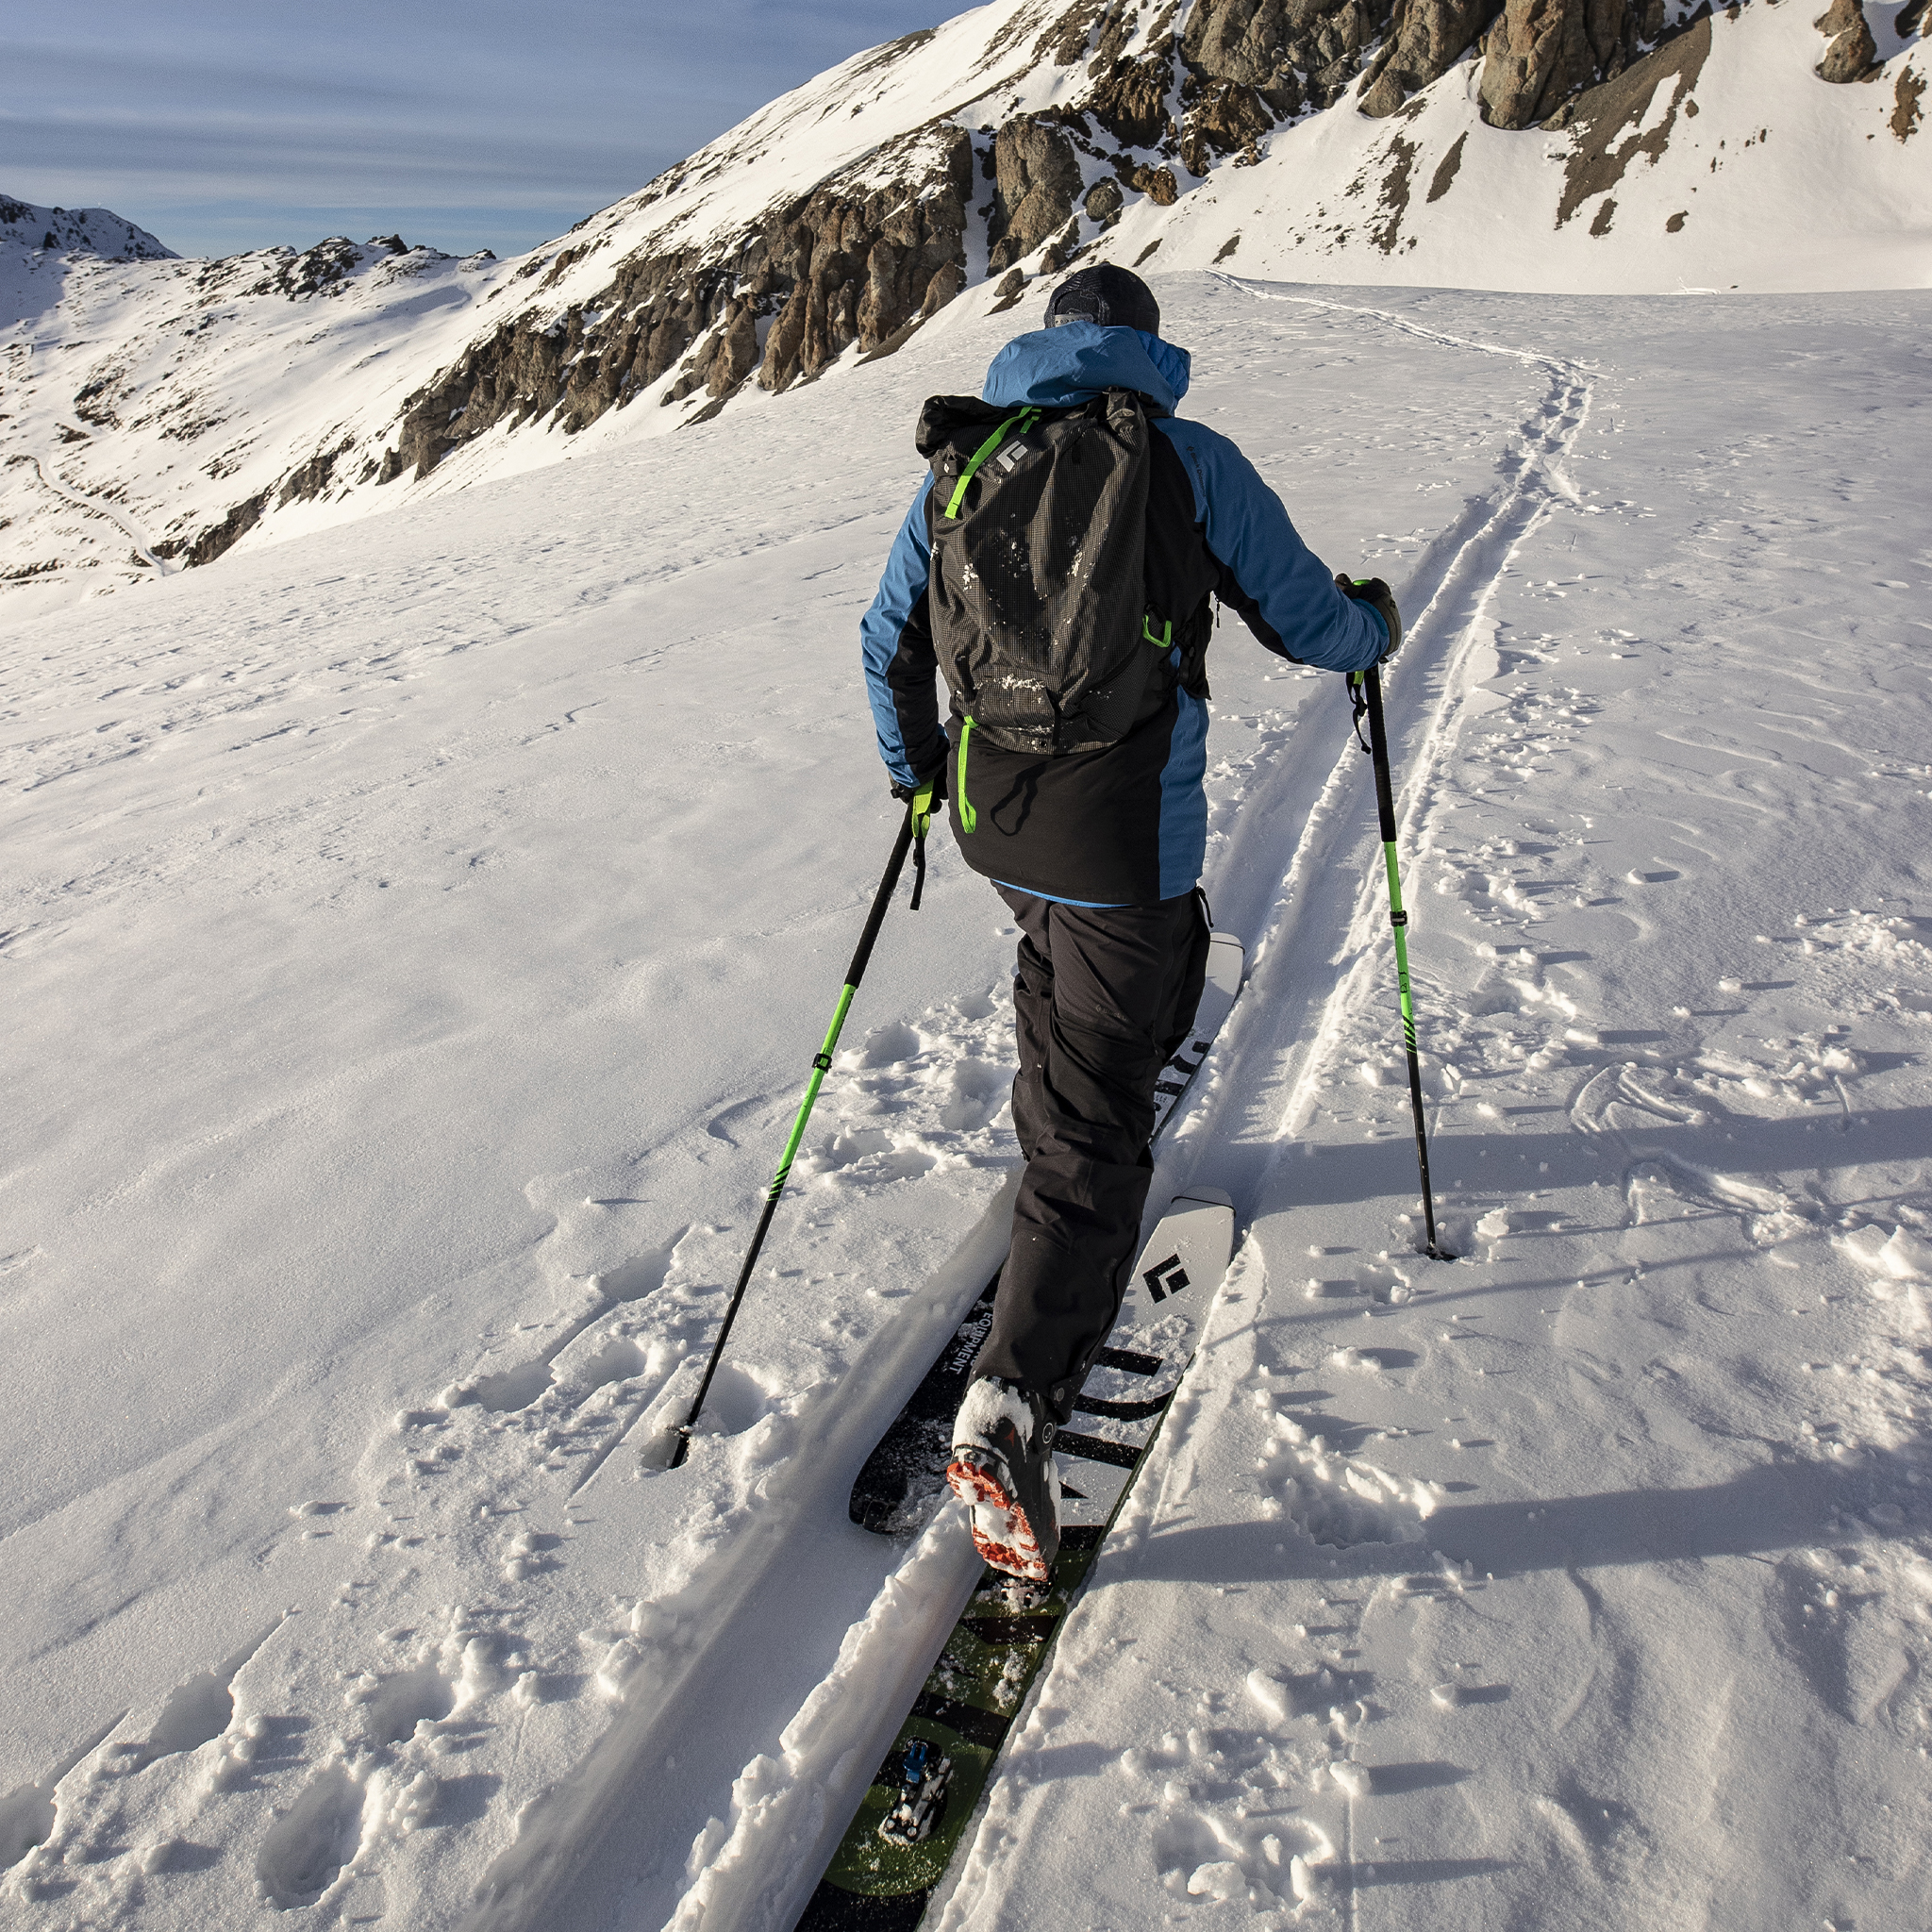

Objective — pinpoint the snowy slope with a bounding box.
[2,269,1928,1931]
[4,0,1927,618]
[0,196,175,330]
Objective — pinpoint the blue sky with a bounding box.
[3,1,962,260]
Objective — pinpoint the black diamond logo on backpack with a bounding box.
[1144,1255,1189,1302]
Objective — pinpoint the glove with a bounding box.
[1336,573,1402,663]
[890,761,947,808]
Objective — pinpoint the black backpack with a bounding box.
[916,389,1176,758]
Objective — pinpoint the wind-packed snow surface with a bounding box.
[2,272,1929,1931]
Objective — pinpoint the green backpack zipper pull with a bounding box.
[956,717,977,833]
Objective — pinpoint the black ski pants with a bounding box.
[973,886,1210,1421]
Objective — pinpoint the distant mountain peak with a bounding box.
[0,196,176,263]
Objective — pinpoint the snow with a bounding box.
[3,257,1931,1927]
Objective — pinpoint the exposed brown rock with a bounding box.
[390,128,971,473]
[1426,129,1468,199]
[1084,177,1125,225]
[1359,0,1502,117]
[988,119,1086,272]
[276,437,354,506]
[1815,0,1880,81]
[1181,0,1391,110]
[1893,64,1926,138]
[1177,77,1279,173]
[1898,0,1926,36]
[1371,132,1422,249]
[172,488,269,567]
[1088,0,1141,71]
[1089,50,1180,147]
[1116,158,1183,204]
[710,303,760,397]
[1555,15,1710,225]
[1042,0,1114,64]
[1480,0,1661,129]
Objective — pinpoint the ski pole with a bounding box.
[670,783,936,1467]
[1348,666,1450,1261]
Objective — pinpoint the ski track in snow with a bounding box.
[5,275,1931,1931]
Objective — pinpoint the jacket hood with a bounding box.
[981,321,1191,415]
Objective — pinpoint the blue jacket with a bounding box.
[860,323,1386,904]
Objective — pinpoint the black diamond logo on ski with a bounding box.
[1143,1254,1189,1302]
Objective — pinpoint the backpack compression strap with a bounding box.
[942,409,1041,521]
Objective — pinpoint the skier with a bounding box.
[858,264,1400,1581]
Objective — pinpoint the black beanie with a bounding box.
[1043,263,1160,336]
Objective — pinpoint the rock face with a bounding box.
[391,128,972,478]
[1478,0,1665,130]
[1359,0,1505,117]
[1181,0,1396,115]
[988,120,1086,273]
[1814,0,1880,81]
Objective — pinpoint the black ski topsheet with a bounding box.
[846,929,1244,1538]
[799,1189,1238,1930]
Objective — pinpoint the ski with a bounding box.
[847,927,1244,1537]
[799,1189,1238,1930]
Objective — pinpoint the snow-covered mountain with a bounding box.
[2,0,1925,614]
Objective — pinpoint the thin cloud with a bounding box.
[4,2,958,259]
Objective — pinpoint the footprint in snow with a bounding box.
[255,1763,369,1908]
[464,1226,690,1414]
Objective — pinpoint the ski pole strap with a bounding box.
[1347,670,1371,755]
[943,408,1040,520]
[908,779,936,911]
[956,717,976,834]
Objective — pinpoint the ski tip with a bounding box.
[1177,1184,1233,1206]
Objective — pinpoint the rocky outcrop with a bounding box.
[1089,49,1179,147]
[277,437,355,507]
[1553,14,1710,223]
[1358,0,1504,116]
[242,236,429,301]
[988,120,1086,273]
[151,487,268,567]
[1814,0,1880,81]
[1180,0,1396,115]
[384,128,972,477]
[1479,0,1664,129]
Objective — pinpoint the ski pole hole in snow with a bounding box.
[686,1360,774,1440]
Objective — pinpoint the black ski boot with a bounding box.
[946,1375,1060,1582]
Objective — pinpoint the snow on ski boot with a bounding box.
[876,1736,953,1847]
[946,1375,1060,1583]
